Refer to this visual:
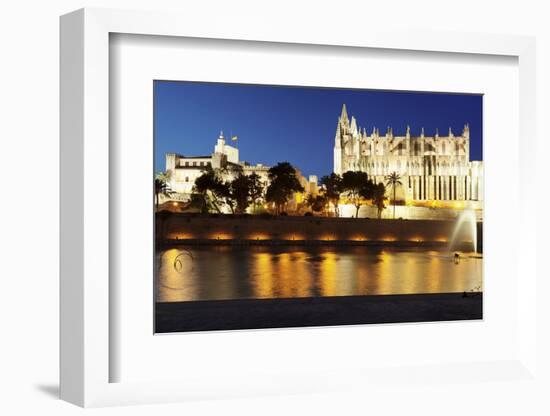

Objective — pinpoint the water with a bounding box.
[449,209,478,253]
[156,246,483,302]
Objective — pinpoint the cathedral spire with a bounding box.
[350,116,358,135]
[340,103,348,122]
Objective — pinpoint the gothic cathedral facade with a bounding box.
[333,105,483,202]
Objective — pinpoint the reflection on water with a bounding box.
[156,246,483,302]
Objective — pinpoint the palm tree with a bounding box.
[154,172,173,211]
[385,172,402,219]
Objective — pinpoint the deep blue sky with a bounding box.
[154,81,482,178]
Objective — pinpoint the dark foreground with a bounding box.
[155,292,482,333]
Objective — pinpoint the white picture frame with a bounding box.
[60,8,538,408]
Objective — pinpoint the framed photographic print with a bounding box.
[153,81,484,333]
[60,8,539,408]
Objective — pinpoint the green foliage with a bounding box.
[266,162,304,214]
[306,194,328,214]
[154,172,173,210]
[371,182,387,219]
[341,170,374,218]
[228,173,252,214]
[248,172,265,213]
[193,167,227,213]
[320,173,343,216]
[193,168,266,215]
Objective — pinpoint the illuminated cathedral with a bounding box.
[333,104,483,202]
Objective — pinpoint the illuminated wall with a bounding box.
[158,215,480,249]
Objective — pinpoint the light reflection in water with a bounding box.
[156,246,483,302]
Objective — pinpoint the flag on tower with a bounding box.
[231,135,238,142]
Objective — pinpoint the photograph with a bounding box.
[153,81,483,333]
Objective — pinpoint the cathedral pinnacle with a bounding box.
[340,104,348,122]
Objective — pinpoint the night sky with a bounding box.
[154,81,483,178]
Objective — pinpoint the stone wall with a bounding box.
[158,214,482,251]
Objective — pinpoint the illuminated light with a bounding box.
[170,233,193,240]
[172,202,178,207]
[381,236,397,242]
[282,233,304,241]
[211,233,233,240]
[409,236,424,243]
[436,237,448,243]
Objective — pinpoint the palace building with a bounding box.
[333,104,483,203]
[165,132,318,209]
[166,131,271,196]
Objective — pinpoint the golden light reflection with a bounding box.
[425,252,443,293]
[252,252,274,298]
[157,248,198,302]
[318,252,338,296]
[157,246,483,302]
[376,250,393,294]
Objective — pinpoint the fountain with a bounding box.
[448,209,478,253]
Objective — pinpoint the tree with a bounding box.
[193,168,226,213]
[248,172,265,213]
[371,183,387,219]
[217,181,236,214]
[228,173,252,214]
[265,162,304,214]
[385,172,403,219]
[306,194,328,215]
[320,173,343,217]
[341,170,373,218]
[154,171,173,211]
